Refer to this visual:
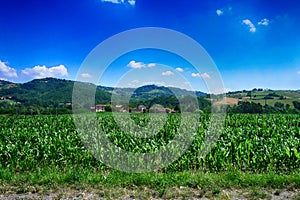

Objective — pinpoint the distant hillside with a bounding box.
[0,78,112,107]
[0,80,12,86]
[131,85,205,100]
[0,78,207,108]
[0,80,17,89]
[226,89,300,108]
[0,78,299,114]
[98,84,206,100]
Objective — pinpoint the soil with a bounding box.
[0,187,299,200]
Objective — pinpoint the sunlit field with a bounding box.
[1,113,299,173]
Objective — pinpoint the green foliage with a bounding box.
[105,104,112,112]
[293,101,300,110]
[0,168,299,196]
[0,78,299,115]
[231,101,263,113]
[227,101,299,114]
[0,78,111,113]
[0,113,299,173]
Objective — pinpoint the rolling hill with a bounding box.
[0,78,299,114]
[0,78,207,108]
[226,89,300,108]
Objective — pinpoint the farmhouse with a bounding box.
[96,104,106,112]
[90,106,95,112]
[138,105,146,112]
[114,104,127,112]
[129,108,138,113]
[165,108,176,113]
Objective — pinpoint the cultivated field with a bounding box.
[0,113,299,199]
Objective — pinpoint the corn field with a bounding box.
[0,113,299,173]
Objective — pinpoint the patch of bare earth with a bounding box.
[0,187,299,200]
[213,97,239,106]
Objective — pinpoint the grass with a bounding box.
[247,98,297,107]
[1,167,300,197]
[226,90,300,108]
[246,188,271,200]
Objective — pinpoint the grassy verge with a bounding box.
[1,167,300,199]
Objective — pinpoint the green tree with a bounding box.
[105,104,112,112]
[274,102,284,113]
[293,101,300,110]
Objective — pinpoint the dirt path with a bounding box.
[0,187,299,200]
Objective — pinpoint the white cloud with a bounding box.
[101,0,135,6]
[0,61,18,78]
[298,71,300,74]
[127,60,146,69]
[162,71,174,76]
[102,0,122,4]
[128,0,135,6]
[216,9,223,16]
[191,73,200,77]
[191,72,211,79]
[127,61,156,69]
[175,67,183,72]
[81,73,92,78]
[22,64,68,79]
[131,79,139,83]
[147,63,156,68]
[141,81,166,86]
[258,18,270,26]
[201,72,211,79]
[242,19,256,33]
[216,6,232,16]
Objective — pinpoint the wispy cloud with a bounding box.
[142,81,175,87]
[191,73,199,77]
[147,63,156,68]
[242,19,256,33]
[297,70,300,74]
[258,18,270,26]
[22,64,68,79]
[127,60,156,69]
[216,9,223,16]
[127,79,140,87]
[162,71,174,76]
[201,72,211,79]
[80,73,92,78]
[175,67,183,72]
[0,61,18,79]
[216,6,232,16]
[101,0,135,7]
[191,72,210,79]
[127,60,146,69]
[102,0,119,3]
[127,0,135,6]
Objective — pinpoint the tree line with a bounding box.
[0,96,299,115]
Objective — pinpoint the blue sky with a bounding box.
[0,0,299,92]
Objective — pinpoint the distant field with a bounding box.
[246,98,297,107]
[213,97,238,105]
[226,90,300,108]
